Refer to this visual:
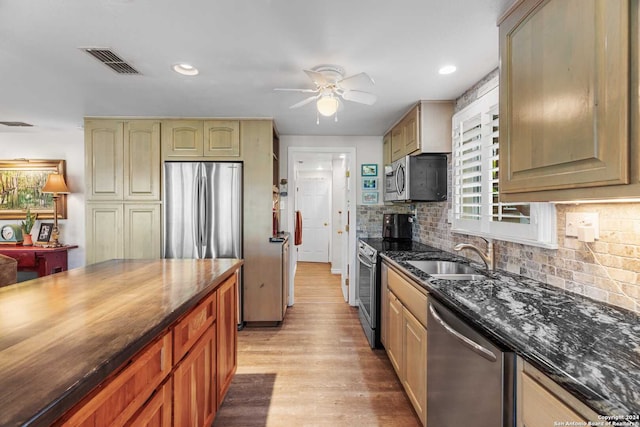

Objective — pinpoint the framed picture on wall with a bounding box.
[362,191,378,204]
[0,159,68,220]
[361,164,377,176]
[362,178,378,190]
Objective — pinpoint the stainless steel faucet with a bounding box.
[454,238,495,271]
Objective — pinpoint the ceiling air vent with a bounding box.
[0,121,33,127]
[81,48,140,75]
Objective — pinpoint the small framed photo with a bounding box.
[36,222,53,244]
[362,178,378,190]
[362,191,379,204]
[361,164,378,176]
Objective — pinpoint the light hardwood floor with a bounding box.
[213,262,421,426]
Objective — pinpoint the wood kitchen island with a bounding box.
[0,258,242,427]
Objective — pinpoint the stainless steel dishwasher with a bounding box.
[428,298,515,427]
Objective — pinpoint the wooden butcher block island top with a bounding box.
[0,258,243,427]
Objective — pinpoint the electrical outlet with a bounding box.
[566,212,599,239]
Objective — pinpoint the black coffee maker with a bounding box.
[383,214,412,240]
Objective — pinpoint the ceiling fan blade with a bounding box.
[338,72,374,90]
[303,69,328,87]
[289,95,319,109]
[274,88,318,93]
[342,90,377,105]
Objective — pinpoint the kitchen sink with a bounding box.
[406,260,486,281]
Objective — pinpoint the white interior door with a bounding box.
[298,174,331,262]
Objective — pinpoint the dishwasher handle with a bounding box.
[429,304,497,362]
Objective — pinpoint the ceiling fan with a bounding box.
[275,65,377,122]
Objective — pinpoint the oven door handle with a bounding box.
[357,254,375,268]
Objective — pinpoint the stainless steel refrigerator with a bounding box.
[163,162,243,323]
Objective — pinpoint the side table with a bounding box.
[0,245,78,278]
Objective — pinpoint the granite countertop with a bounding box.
[380,248,640,420]
[0,258,243,427]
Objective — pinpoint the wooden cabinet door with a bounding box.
[217,274,237,405]
[391,125,405,162]
[403,106,419,155]
[499,0,629,196]
[282,241,289,318]
[123,204,161,259]
[173,327,217,427]
[162,120,204,159]
[86,203,123,265]
[59,333,171,427]
[173,291,217,362]
[387,290,404,377]
[380,263,389,347]
[204,120,240,157]
[125,380,172,427]
[383,132,392,166]
[124,121,160,201]
[403,307,427,426]
[85,120,124,201]
[520,373,586,427]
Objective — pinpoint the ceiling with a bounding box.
[0,0,514,136]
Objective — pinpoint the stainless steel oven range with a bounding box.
[357,240,379,348]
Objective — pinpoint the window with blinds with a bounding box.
[452,85,557,248]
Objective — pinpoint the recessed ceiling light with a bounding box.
[439,65,457,75]
[172,63,199,76]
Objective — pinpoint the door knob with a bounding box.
[324,223,328,226]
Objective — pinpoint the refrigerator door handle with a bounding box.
[198,174,207,257]
[192,172,201,258]
[201,173,210,255]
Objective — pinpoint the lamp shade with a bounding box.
[42,173,70,194]
[316,95,339,117]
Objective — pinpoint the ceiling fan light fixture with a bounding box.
[173,63,199,76]
[316,95,339,117]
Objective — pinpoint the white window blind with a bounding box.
[452,86,557,248]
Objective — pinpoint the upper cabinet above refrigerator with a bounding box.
[162,120,240,160]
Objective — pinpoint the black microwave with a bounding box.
[384,154,447,202]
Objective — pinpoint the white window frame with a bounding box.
[451,85,557,249]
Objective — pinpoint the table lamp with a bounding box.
[42,173,70,247]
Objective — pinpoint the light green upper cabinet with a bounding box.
[204,120,240,157]
[85,120,124,201]
[85,120,160,201]
[162,119,240,160]
[499,0,630,201]
[124,121,161,201]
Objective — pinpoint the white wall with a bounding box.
[0,130,85,268]
[279,135,383,208]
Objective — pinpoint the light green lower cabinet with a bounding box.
[124,204,161,259]
[86,202,161,264]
